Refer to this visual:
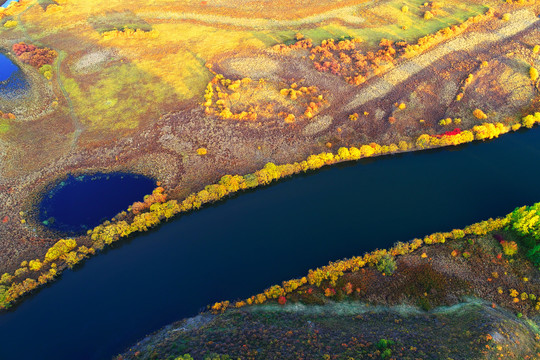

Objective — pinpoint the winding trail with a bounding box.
[344,9,540,112]
[54,51,84,147]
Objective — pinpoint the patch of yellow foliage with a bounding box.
[3,20,17,28]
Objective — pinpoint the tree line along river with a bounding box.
[1,127,540,359]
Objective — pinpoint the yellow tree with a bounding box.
[530,67,539,82]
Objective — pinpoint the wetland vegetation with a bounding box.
[0,0,539,358]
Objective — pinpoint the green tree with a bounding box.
[376,255,397,275]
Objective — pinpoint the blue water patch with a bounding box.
[1,0,18,8]
[39,173,156,235]
[0,53,17,82]
[0,53,28,98]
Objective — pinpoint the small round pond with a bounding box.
[0,53,28,98]
[39,173,156,235]
[0,53,17,82]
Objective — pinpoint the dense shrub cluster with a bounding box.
[415,113,540,150]
[3,20,17,29]
[0,241,96,307]
[0,0,26,20]
[403,9,493,57]
[0,111,16,120]
[273,9,492,85]
[310,38,407,85]
[508,204,540,266]
[202,68,327,123]
[12,42,57,68]
[276,37,406,86]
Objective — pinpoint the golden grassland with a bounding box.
[0,0,490,133]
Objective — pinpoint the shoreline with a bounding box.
[1,112,539,311]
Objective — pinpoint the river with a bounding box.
[0,127,540,359]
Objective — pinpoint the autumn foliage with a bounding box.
[277,37,408,86]
[271,10,493,87]
[210,214,513,314]
[500,241,518,256]
[414,113,540,150]
[130,187,167,215]
[314,38,407,85]
[0,111,16,120]
[202,70,327,124]
[2,112,540,311]
[12,42,57,68]
[403,9,493,57]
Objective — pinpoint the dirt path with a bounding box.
[344,9,539,112]
[54,50,84,148]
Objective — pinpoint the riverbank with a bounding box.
[1,112,540,311]
[118,202,540,359]
[119,300,540,359]
[2,122,540,359]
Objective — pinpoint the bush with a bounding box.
[28,259,42,271]
[531,67,539,82]
[174,355,194,360]
[473,108,487,120]
[501,241,518,256]
[377,338,395,359]
[377,339,392,349]
[3,20,17,29]
[12,42,57,68]
[376,255,397,275]
[44,239,77,262]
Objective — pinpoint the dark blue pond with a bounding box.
[39,173,156,235]
[0,53,17,82]
[1,127,540,360]
[0,53,28,98]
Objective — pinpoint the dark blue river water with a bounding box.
[39,173,156,235]
[1,127,540,359]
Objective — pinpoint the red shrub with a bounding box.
[435,128,462,138]
[12,42,57,68]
